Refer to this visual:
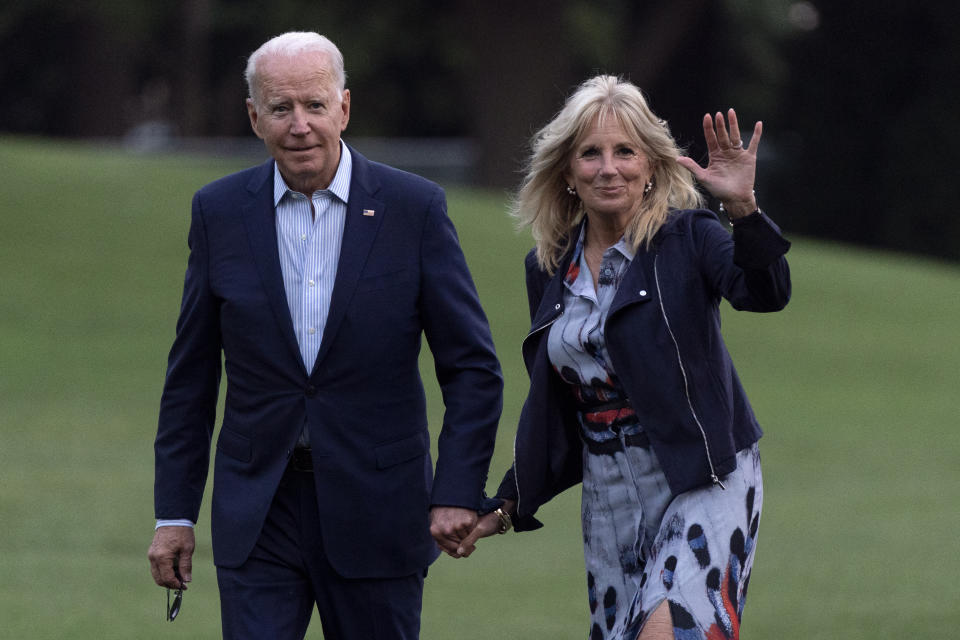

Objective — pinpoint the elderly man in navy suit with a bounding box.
[147,31,503,639]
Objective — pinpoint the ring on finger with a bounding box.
[731,140,743,149]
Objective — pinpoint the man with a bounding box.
[147,32,502,639]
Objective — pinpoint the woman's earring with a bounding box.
[566,185,576,195]
[644,181,653,194]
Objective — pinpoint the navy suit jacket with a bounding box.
[154,147,503,578]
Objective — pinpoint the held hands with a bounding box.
[677,109,761,219]
[454,511,503,557]
[429,501,515,559]
[429,506,478,558]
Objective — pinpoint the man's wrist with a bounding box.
[156,519,195,530]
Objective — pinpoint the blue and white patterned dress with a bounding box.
[547,227,762,640]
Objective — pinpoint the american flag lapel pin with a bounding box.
[362,209,375,217]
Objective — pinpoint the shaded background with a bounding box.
[3,0,959,260]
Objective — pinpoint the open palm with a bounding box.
[677,109,761,218]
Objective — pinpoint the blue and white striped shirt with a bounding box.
[273,143,352,375]
[155,143,352,530]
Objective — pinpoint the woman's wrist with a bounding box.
[493,508,513,534]
[719,190,758,220]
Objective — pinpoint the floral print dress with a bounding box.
[547,228,762,640]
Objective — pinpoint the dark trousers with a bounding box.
[217,463,425,639]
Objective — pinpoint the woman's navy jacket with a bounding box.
[496,209,791,531]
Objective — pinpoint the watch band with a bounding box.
[494,507,513,534]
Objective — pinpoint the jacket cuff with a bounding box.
[495,466,518,501]
[477,496,504,516]
[494,466,544,531]
[732,210,791,270]
[512,513,544,532]
[429,494,481,511]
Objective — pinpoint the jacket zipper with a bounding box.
[653,254,725,490]
[514,305,564,513]
[521,304,564,354]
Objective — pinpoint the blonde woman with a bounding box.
[460,76,791,640]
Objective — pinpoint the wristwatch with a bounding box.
[494,507,513,534]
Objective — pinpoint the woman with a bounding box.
[458,76,791,639]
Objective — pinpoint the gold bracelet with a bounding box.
[494,507,513,534]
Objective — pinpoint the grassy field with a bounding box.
[1,136,958,639]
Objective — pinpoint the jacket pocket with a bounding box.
[217,426,252,463]
[374,432,427,469]
[355,268,411,293]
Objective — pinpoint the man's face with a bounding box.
[246,51,350,195]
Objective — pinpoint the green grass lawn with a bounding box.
[2,137,958,638]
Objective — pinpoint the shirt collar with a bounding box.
[563,221,635,287]
[611,235,636,261]
[273,141,352,206]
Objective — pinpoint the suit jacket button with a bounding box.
[305,385,317,397]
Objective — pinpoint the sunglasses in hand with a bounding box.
[165,567,184,622]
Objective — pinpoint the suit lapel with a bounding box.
[241,160,308,376]
[311,150,385,376]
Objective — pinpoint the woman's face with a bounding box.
[565,117,653,223]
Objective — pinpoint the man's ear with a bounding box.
[339,89,351,132]
[246,98,263,139]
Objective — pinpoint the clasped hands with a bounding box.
[429,500,515,559]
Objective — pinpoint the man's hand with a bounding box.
[429,506,477,558]
[148,526,195,589]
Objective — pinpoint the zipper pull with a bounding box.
[711,474,726,490]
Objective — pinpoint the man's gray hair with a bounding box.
[245,32,346,105]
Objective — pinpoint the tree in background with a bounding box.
[757,1,960,260]
[457,0,721,187]
[1,0,956,259]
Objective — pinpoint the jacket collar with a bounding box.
[527,234,578,333]
[528,213,677,332]
[239,147,388,378]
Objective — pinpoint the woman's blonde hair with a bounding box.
[511,75,704,273]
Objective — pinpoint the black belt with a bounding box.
[290,447,313,472]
